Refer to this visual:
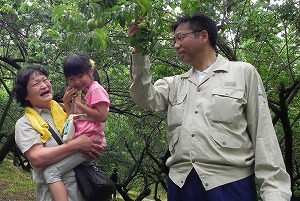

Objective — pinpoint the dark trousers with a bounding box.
[168,168,258,201]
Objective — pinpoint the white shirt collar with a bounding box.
[195,63,214,82]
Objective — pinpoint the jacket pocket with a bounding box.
[167,93,187,127]
[211,130,242,149]
[167,127,180,153]
[210,87,245,123]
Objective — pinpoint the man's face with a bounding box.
[25,71,53,109]
[173,22,204,65]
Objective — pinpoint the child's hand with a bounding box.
[73,90,83,105]
[63,86,77,104]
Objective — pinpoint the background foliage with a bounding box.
[0,0,299,200]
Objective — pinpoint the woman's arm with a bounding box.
[24,134,102,168]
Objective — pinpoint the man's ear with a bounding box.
[200,30,209,41]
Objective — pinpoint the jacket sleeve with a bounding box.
[129,53,171,112]
[245,65,291,201]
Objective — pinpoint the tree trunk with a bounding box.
[0,134,15,163]
[278,84,293,193]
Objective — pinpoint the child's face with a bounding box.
[67,71,93,91]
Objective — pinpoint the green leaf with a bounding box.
[137,0,152,16]
[52,5,66,19]
[94,29,107,49]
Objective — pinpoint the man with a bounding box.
[128,12,291,201]
[110,168,119,200]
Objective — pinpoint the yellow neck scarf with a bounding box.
[25,100,67,143]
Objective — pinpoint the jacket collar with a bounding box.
[178,54,229,85]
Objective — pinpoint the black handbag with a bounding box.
[74,164,116,201]
[47,125,116,201]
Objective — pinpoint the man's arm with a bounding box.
[245,65,291,201]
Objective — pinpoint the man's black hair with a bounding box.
[171,11,218,49]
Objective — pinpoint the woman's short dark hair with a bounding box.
[171,11,218,49]
[63,53,101,83]
[14,65,49,107]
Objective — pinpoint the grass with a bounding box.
[0,159,36,201]
[0,159,167,201]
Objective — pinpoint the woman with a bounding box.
[14,65,103,201]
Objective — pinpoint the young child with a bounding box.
[43,53,110,201]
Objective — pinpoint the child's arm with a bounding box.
[75,100,108,122]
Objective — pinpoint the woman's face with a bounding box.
[25,71,53,109]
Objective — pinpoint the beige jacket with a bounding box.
[15,109,86,201]
[130,53,291,201]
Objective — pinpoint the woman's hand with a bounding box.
[70,134,103,161]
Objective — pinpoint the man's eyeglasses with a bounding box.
[174,30,203,43]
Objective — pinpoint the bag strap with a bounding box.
[70,99,75,114]
[70,113,96,122]
[48,125,63,145]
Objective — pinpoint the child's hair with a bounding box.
[63,53,101,83]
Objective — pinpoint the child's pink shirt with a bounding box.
[73,81,110,149]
